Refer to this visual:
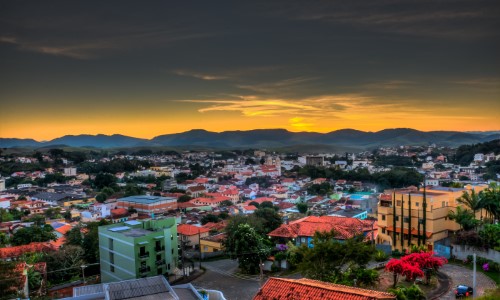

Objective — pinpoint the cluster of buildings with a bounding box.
[0,146,499,299]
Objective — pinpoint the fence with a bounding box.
[451,244,500,262]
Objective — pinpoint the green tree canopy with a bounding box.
[224,223,270,274]
[295,230,375,282]
[253,207,282,234]
[11,225,57,246]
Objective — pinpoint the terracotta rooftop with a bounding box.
[268,216,376,240]
[253,277,396,300]
[0,242,54,259]
[55,224,72,235]
[201,233,226,243]
[177,224,210,236]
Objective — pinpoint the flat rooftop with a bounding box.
[118,195,176,204]
[330,209,366,218]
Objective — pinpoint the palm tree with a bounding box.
[481,186,500,223]
[456,190,483,220]
[448,207,478,231]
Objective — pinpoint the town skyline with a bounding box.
[1,0,499,140]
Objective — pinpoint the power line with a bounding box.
[0,262,100,283]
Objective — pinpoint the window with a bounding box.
[382,228,386,234]
[395,216,399,221]
[157,268,162,275]
[109,238,114,250]
[171,248,174,254]
[110,265,115,272]
[415,202,419,207]
[110,252,114,264]
[442,201,445,208]
[382,215,386,221]
[397,201,401,206]
[140,246,146,255]
[156,254,161,261]
[167,264,171,270]
[171,234,173,240]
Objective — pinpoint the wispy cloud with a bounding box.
[236,76,318,94]
[281,1,498,39]
[449,78,500,89]
[362,80,416,90]
[0,27,216,59]
[173,70,228,81]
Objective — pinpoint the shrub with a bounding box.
[392,249,402,258]
[374,250,389,262]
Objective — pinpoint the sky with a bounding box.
[0,0,499,140]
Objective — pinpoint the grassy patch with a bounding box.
[449,259,500,285]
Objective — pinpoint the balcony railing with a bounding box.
[155,259,166,266]
[139,266,151,274]
[138,252,150,259]
[155,246,165,252]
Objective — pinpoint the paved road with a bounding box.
[439,264,496,299]
[191,259,262,300]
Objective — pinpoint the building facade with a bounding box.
[116,195,177,214]
[98,217,179,283]
[377,184,488,252]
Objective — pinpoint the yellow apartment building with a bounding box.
[377,184,488,252]
[200,233,226,254]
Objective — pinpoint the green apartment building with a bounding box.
[98,217,179,283]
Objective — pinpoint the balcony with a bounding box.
[138,252,150,259]
[139,266,151,274]
[155,245,165,252]
[155,259,166,266]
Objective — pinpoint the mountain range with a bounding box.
[1,129,499,150]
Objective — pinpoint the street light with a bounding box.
[81,265,87,285]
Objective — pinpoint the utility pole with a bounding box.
[473,253,476,299]
[198,229,202,269]
[259,258,264,286]
[81,265,87,285]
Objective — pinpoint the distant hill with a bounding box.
[1,129,499,149]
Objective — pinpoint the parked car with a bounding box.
[455,285,473,298]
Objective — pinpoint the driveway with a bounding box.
[439,264,497,299]
[191,259,262,300]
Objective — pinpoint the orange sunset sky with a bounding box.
[1,1,499,140]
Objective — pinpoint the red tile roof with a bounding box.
[203,221,227,231]
[177,224,210,236]
[253,277,396,300]
[268,216,376,240]
[55,224,72,235]
[201,233,226,243]
[0,242,54,259]
[111,208,128,216]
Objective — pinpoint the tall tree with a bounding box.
[448,207,479,231]
[481,186,500,222]
[456,190,483,219]
[253,207,282,234]
[224,223,270,274]
[296,230,375,282]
